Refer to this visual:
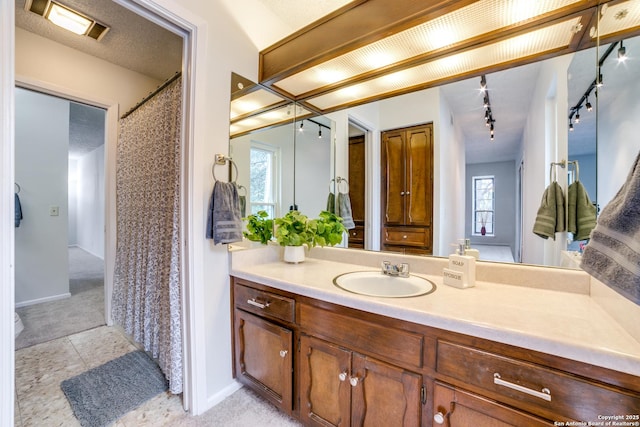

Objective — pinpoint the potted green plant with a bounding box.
[275,210,312,262]
[275,210,346,263]
[243,210,274,245]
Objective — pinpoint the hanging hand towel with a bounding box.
[15,193,23,228]
[532,181,565,240]
[326,192,336,214]
[567,180,597,241]
[337,192,355,230]
[239,194,247,218]
[581,151,640,305]
[206,181,243,244]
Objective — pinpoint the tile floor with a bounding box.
[14,326,302,427]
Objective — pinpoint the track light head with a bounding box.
[299,121,304,132]
[618,40,627,61]
[569,122,574,131]
[575,111,580,124]
[586,100,592,112]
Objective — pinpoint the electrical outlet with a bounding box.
[49,206,59,216]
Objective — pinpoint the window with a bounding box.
[249,143,279,218]
[472,175,495,236]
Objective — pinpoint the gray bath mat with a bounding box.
[61,350,168,427]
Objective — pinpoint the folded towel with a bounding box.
[15,193,23,228]
[567,180,596,241]
[581,151,640,305]
[533,181,565,239]
[206,181,243,244]
[326,192,335,214]
[337,192,355,229]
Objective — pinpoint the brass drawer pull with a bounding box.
[247,298,270,309]
[493,373,551,401]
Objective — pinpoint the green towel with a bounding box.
[533,181,565,240]
[567,180,596,241]
[326,192,335,214]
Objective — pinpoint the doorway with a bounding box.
[14,88,106,349]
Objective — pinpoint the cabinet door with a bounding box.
[299,335,352,427]
[433,382,553,427]
[382,129,406,225]
[234,309,293,414]
[405,125,432,226]
[351,353,422,427]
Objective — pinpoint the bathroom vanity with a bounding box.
[230,246,640,426]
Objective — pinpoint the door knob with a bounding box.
[433,412,445,424]
[349,376,360,386]
[279,350,288,358]
[338,372,347,381]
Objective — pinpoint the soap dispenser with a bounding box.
[443,240,476,289]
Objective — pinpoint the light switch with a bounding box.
[49,206,59,216]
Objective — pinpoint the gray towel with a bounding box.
[326,192,335,214]
[239,195,246,218]
[337,192,355,230]
[15,193,23,228]
[567,180,596,241]
[532,181,565,240]
[206,181,243,244]
[581,151,640,305]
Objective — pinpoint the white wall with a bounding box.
[68,158,78,246]
[76,146,105,258]
[519,55,572,266]
[15,88,70,306]
[597,74,640,208]
[295,123,332,216]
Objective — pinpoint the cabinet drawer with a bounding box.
[348,226,364,241]
[437,341,640,422]
[383,226,430,247]
[300,303,423,368]
[234,283,295,323]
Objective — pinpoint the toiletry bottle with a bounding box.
[464,238,480,260]
[444,241,476,288]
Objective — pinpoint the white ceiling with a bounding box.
[15,1,637,163]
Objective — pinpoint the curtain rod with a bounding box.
[121,72,182,119]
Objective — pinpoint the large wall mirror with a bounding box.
[229,73,335,220]
[229,4,640,270]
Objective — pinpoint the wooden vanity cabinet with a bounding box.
[232,282,295,415]
[299,334,422,427]
[381,123,433,255]
[231,277,640,426]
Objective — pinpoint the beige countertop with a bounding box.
[230,246,640,378]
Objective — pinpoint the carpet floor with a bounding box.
[15,247,105,350]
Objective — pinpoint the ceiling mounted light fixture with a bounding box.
[480,75,495,141]
[618,40,627,61]
[25,0,110,40]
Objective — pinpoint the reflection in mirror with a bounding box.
[229,73,335,220]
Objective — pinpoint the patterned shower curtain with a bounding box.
[112,77,183,393]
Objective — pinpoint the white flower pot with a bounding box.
[283,246,305,263]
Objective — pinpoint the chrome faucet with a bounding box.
[381,261,410,277]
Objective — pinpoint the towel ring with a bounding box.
[212,159,239,183]
[237,184,247,196]
[15,182,21,194]
[337,177,350,193]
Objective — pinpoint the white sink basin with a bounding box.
[333,271,436,298]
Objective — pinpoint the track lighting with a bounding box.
[586,99,592,112]
[318,126,322,139]
[299,121,304,132]
[480,75,495,141]
[574,109,580,124]
[618,40,627,62]
[569,120,574,132]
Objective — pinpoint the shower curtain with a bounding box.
[112,77,183,393]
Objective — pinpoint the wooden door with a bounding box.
[351,353,422,427]
[405,125,432,226]
[381,130,406,225]
[348,135,366,248]
[234,309,293,414]
[299,335,352,427]
[433,382,553,427]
